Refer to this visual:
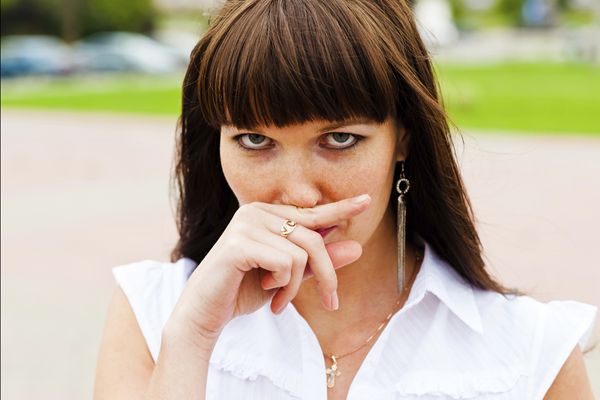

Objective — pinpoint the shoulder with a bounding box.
[544,344,595,399]
[472,289,597,354]
[112,258,196,295]
[94,285,154,398]
[111,257,198,362]
[472,289,597,398]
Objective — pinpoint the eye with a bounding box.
[235,134,272,150]
[322,132,362,150]
[233,132,364,152]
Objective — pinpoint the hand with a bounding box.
[168,194,372,340]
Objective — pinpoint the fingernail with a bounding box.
[330,291,339,311]
[351,194,370,204]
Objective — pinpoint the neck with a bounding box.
[291,205,421,349]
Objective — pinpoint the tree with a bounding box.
[1,0,156,41]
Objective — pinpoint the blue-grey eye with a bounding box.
[238,134,271,149]
[248,134,265,144]
[324,132,359,149]
[332,133,351,143]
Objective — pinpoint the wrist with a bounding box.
[162,318,220,360]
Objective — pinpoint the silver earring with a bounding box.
[396,161,410,293]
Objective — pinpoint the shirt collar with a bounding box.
[404,234,484,335]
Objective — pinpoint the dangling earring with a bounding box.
[396,161,410,293]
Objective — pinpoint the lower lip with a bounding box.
[316,226,337,238]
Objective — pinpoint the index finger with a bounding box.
[252,194,371,229]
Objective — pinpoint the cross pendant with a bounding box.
[326,355,341,388]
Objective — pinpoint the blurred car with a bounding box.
[74,32,182,74]
[522,0,556,28]
[1,35,75,77]
[153,30,198,66]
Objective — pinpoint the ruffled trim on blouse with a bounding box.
[208,304,305,397]
[209,350,303,397]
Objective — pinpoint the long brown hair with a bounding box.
[171,0,509,294]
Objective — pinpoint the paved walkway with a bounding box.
[1,110,598,398]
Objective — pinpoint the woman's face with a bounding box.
[219,116,409,247]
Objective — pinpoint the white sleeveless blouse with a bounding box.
[112,239,597,399]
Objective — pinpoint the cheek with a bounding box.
[325,159,390,198]
[327,143,395,199]
[330,149,396,238]
[220,147,262,204]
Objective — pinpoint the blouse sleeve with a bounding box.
[529,300,598,399]
[111,258,196,363]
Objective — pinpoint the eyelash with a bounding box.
[233,133,365,152]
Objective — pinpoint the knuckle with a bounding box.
[226,235,244,250]
[238,202,258,217]
[293,248,308,267]
[299,248,309,264]
[282,255,294,274]
[298,207,317,226]
[281,269,292,285]
[307,231,324,248]
[277,255,294,276]
[234,219,253,234]
[226,219,251,239]
[307,211,319,227]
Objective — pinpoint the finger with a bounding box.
[234,238,294,288]
[269,239,363,314]
[267,239,363,313]
[249,228,330,312]
[250,233,307,291]
[302,240,363,280]
[254,210,348,311]
[269,244,307,314]
[251,193,371,230]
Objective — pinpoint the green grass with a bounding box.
[1,74,182,115]
[435,62,600,135]
[2,62,599,135]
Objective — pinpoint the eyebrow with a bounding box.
[317,117,375,132]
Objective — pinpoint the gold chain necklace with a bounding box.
[323,250,422,389]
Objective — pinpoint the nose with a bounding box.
[277,163,322,208]
[280,186,321,208]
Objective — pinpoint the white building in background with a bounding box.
[414,0,459,48]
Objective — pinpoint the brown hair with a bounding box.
[171,0,509,294]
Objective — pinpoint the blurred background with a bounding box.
[1,0,599,398]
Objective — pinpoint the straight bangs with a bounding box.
[196,0,399,129]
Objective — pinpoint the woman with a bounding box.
[94,1,597,399]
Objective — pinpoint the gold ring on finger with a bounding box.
[280,219,297,239]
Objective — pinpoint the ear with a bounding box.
[396,124,410,162]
